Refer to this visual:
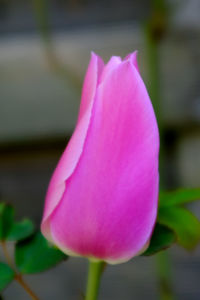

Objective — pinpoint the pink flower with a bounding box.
[41,51,159,264]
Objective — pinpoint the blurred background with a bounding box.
[0,0,200,299]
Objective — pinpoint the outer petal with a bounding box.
[99,56,121,84]
[125,51,139,72]
[78,52,104,121]
[41,52,104,240]
[50,57,159,263]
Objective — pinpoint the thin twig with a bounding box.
[0,241,40,300]
[0,241,14,268]
[32,0,82,90]
[15,274,40,300]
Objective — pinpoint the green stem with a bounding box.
[32,0,82,90]
[144,1,175,299]
[85,260,104,300]
[32,0,51,46]
[145,26,160,122]
[156,251,174,300]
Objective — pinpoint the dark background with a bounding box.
[0,0,200,299]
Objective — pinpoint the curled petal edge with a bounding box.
[41,53,103,241]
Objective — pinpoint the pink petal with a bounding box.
[78,52,104,121]
[41,52,104,240]
[99,56,121,84]
[124,51,139,72]
[49,57,159,263]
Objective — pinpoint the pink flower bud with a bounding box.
[41,52,159,264]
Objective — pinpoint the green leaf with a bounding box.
[7,219,34,241]
[0,203,14,240]
[0,203,34,242]
[159,188,200,207]
[0,262,15,291]
[15,232,68,274]
[158,206,200,250]
[142,223,176,256]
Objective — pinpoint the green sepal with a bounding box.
[142,223,176,256]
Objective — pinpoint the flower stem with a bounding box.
[85,260,104,300]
